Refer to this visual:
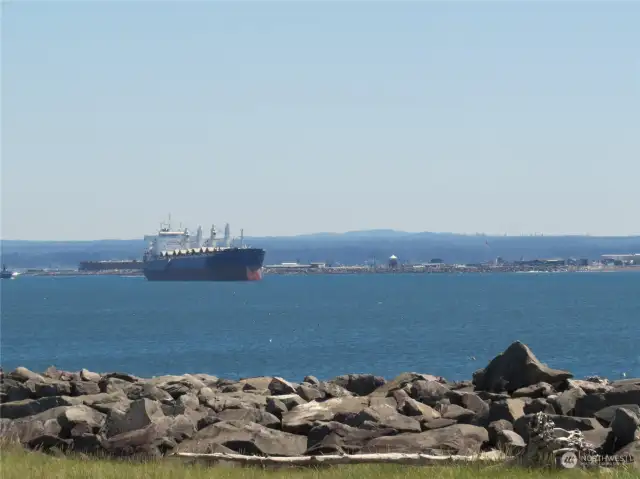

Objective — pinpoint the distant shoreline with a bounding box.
[9,264,640,278]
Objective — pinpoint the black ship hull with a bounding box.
[142,248,265,282]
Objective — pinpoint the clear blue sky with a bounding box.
[2,1,638,240]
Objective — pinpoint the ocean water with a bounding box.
[1,273,638,382]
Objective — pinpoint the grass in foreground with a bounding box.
[1,444,639,479]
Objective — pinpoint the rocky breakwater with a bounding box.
[1,341,639,468]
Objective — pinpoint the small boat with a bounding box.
[1,264,18,279]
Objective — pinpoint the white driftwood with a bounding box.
[171,450,507,467]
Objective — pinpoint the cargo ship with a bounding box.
[1,264,18,279]
[142,219,265,281]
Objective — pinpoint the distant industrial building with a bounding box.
[601,254,640,265]
[79,260,143,271]
[515,258,566,267]
[388,255,399,269]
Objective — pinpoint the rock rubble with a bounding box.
[1,341,638,468]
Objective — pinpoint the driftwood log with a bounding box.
[171,450,507,467]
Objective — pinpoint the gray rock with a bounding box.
[268,377,297,395]
[100,378,136,395]
[440,404,476,424]
[8,367,45,383]
[156,375,206,398]
[59,405,106,433]
[611,407,640,448]
[71,381,101,397]
[267,394,306,411]
[420,418,457,431]
[25,379,73,398]
[176,420,307,456]
[460,393,490,420]
[575,383,640,418]
[70,433,105,454]
[401,397,441,420]
[488,398,525,423]
[191,374,219,388]
[487,419,513,447]
[477,391,510,402]
[0,396,80,420]
[265,397,288,419]
[104,398,165,437]
[238,377,273,391]
[370,372,444,397]
[159,414,197,443]
[410,380,451,406]
[330,374,386,397]
[361,424,489,455]
[303,375,320,386]
[0,379,33,403]
[347,403,421,433]
[595,404,640,425]
[296,384,325,402]
[472,341,572,393]
[102,372,140,383]
[583,427,616,455]
[215,408,281,429]
[512,382,554,399]
[126,383,174,403]
[175,393,200,412]
[80,369,101,382]
[524,398,555,415]
[103,423,168,457]
[315,381,353,399]
[549,387,585,416]
[306,421,396,455]
[566,379,612,394]
[496,429,526,454]
[282,397,369,435]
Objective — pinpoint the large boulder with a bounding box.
[575,383,640,418]
[472,341,572,393]
[176,420,307,456]
[344,403,421,433]
[611,407,640,448]
[282,397,369,435]
[330,374,386,396]
[0,379,33,403]
[306,421,396,455]
[7,367,45,383]
[370,372,444,397]
[361,424,489,455]
[0,396,80,420]
[104,398,165,437]
[409,380,452,406]
[215,408,280,429]
[24,379,72,398]
[71,381,101,396]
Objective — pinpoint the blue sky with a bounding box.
[2,1,638,240]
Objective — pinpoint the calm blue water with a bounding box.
[1,273,638,381]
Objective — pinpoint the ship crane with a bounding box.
[209,224,218,248]
[223,223,231,248]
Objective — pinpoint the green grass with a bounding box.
[1,443,638,479]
